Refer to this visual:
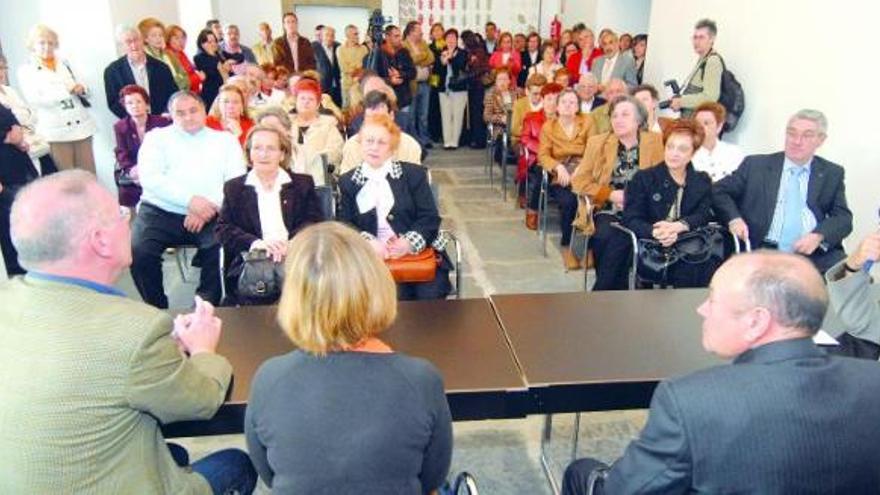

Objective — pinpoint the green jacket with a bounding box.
[0,276,232,494]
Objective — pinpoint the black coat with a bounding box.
[433,48,469,92]
[337,162,439,250]
[365,45,417,109]
[215,170,323,275]
[0,106,39,187]
[622,162,713,239]
[518,49,539,87]
[103,55,177,118]
[713,151,852,250]
[312,41,342,105]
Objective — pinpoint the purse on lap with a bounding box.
[637,226,725,285]
[385,247,439,283]
[237,249,285,299]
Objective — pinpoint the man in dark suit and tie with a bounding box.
[563,251,880,494]
[103,26,177,119]
[312,26,342,107]
[713,109,851,273]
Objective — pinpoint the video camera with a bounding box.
[658,79,681,110]
[367,9,393,44]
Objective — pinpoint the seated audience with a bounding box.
[194,29,233,109]
[618,33,633,52]
[245,221,452,493]
[574,73,605,113]
[104,24,177,119]
[621,119,717,288]
[289,78,343,185]
[590,78,628,134]
[520,83,562,229]
[563,251,880,494]
[0,106,40,277]
[166,25,203,94]
[632,83,670,133]
[112,84,171,210]
[435,28,470,149]
[691,101,744,181]
[561,41,579,67]
[139,17,190,91]
[572,95,664,289]
[216,125,322,305]
[713,109,851,274]
[826,232,880,359]
[254,106,324,180]
[632,34,647,84]
[510,73,547,148]
[488,32,523,84]
[537,88,597,269]
[519,32,542,87]
[206,84,254,146]
[528,41,562,82]
[20,24,96,173]
[338,115,452,300]
[340,91,422,174]
[253,64,287,107]
[0,170,256,494]
[132,91,246,308]
[483,68,521,139]
[0,54,56,175]
[591,30,638,89]
[553,67,571,88]
[566,27,602,85]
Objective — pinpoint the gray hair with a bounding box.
[695,19,717,37]
[255,106,292,129]
[10,170,101,268]
[609,94,649,130]
[789,109,828,136]
[115,24,141,42]
[740,251,828,334]
[167,90,205,113]
[576,73,598,86]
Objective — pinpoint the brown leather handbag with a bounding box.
[386,248,439,283]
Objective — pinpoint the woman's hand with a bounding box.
[553,164,571,187]
[385,236,413,259]
[652,221,687,247]
[369,238,388,259]
[264,239,288,262]
[196,70,207,81]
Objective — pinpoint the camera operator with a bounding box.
[668,18,721,116]
[364,21,417,112]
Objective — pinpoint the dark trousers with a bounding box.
[467,85,487,148]
[549,184,578,247]
[562,457,609,495]
[397,264,452,301]
[591,213,631,291]
[0,189,25,277]
[167,443,257,495]
[525,165,542,210]
[131,203,221,309]
[429,87,443,143]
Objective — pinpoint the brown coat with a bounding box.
[571,130,664,233]
[537,114,598,173]
[271,35,316,73]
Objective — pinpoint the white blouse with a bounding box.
[356,160,396,243]
[245,170,291,249]
[692,140,746,182]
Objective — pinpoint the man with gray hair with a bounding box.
[0,170,257,493]
[714,109,852,273]
[103,24,178,118]
[563,251,880,494]
[574,73,605,113]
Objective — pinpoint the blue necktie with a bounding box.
[778,167,806,252]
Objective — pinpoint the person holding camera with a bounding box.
[669,19,722,116]
[367,25,417,113]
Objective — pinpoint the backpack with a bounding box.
[700,53,745,131]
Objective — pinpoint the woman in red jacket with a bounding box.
[166,25,203,94]
[519,83,562,230]
[488,32,522,85]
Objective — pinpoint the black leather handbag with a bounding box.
[637,226,725,286]
[236,249,285,300]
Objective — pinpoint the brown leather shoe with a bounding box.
[562,249,583,271]
[525,210,538,230]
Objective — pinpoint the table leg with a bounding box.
[540,414,561,495]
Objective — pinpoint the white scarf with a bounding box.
[356,160,396,241]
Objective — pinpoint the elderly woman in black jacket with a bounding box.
[0,105,40,276]
[216,125,323,304]
[621,119,718,288]
[338,114,451,300]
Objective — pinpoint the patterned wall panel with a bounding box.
[399,0,539,35]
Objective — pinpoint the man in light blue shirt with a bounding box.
[132,91,246,308]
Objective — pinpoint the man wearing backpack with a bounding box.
[670,19,722,117]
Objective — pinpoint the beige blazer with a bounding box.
[290,114,344,185]
[339,131,422,174]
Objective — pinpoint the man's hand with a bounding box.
[188,195,218,222]
[609,190,625,210]
[183,213,207,233]
[793,232,823,255]
[388,67,403,86]
[728,218,749,241]
[172,296,222,355]
[846,232,880,271]
[669,96,682,111]
[554,164,571,187]
[386,236,412,259]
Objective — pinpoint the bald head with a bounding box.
[10,171,127,275]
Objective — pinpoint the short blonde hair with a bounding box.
[27,24,59,51]
[277,222,398,355]
[137,17,165,39]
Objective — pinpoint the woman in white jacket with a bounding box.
[17,24,96,173]
[0,54,57,176]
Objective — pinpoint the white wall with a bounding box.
[595,0,650,35]
[215,0,283,46]
[560,0,597,30]
[646,0,880,242]
[178,0,214,55]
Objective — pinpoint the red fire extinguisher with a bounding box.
[550,15,561,41]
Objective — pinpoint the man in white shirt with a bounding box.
[692,101,744,182]
[132,91,247,308]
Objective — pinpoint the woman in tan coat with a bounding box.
[537,88,597,269]
[571,95,664,289]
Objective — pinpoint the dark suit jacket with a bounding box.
[602,338,880,493]
[312,41,341,104]
[366,45,417,109]
[433,49,469,93]
[215,170,323,275]
[622,163,713,239]
[713,152,852,250]
[337,162,439,250]
[103,56,177,119]
[518,49,539,87]
[271,36,316,73]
